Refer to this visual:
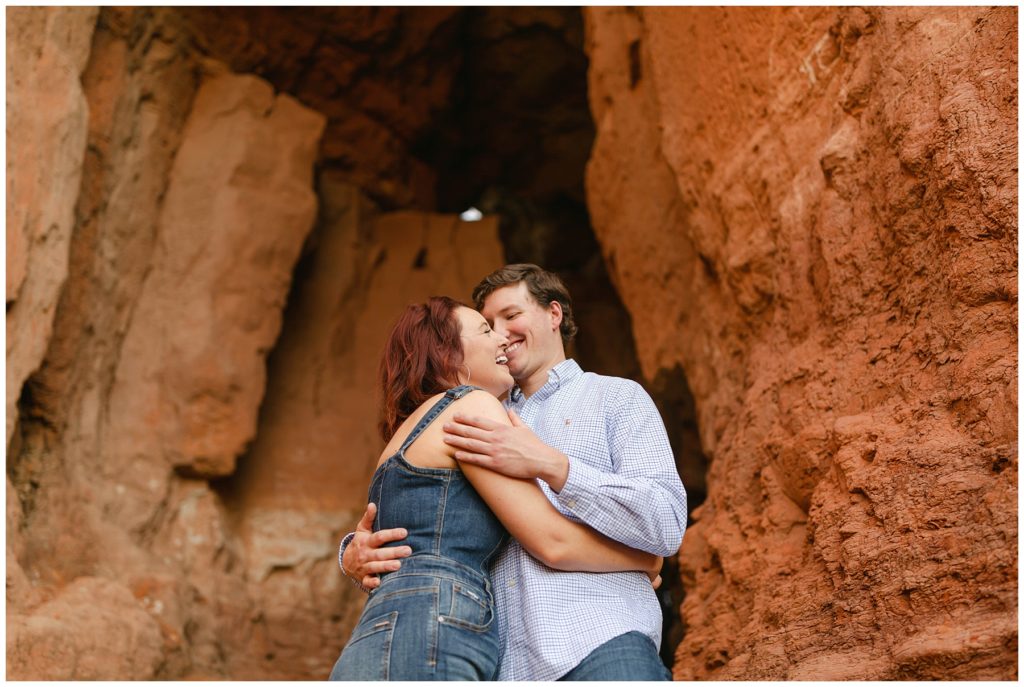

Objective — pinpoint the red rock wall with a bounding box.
[7,7,504,679]
[7,7,326,678]
[8,5,1016,681]
[584,6,1017,680]
[6,7,98,444]
[178,6,464,209]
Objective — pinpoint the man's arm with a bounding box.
[338,503,412,591]
[443,382,687,556]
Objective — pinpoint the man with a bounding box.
[339,264,687,680]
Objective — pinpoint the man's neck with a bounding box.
[517,354,567,399]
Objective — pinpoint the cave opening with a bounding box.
[185,5,708,672]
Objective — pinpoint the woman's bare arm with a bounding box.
[453,391,661,578]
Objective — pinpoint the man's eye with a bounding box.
[508,313,519,320]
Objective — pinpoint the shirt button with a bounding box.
[508,578,517,588]
[567,499,577,509]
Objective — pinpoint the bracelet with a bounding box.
[338,532,372,594]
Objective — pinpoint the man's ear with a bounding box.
[548,300,563,332]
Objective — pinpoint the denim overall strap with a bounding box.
[399,385,480,452]
[445,384,479,401]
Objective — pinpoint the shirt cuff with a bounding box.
[555,457,600,520]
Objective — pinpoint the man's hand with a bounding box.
[443,409,570,491]
[342,503,412,590]
[647,556,664,590]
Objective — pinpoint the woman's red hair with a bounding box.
[378,296,466,440]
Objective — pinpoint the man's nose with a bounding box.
[492,321,510,339]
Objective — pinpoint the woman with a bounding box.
[329,297,659,681]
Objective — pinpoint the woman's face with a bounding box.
[455,306,514,397]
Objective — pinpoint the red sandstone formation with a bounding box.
[6,7,97,445]
[584,6,1016,679]
[6,5,1017,681]
[179,6,463,209]
[7,9,506,678]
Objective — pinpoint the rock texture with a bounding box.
[8,5,1016,682]
[6,6,98,445]
[584,6,1017,680]
[8,576,164,680]
[8,9,204,678]
[7,9,507,679]
[7,7,329,679]
[178,6,464,209]
[104,70,325,484]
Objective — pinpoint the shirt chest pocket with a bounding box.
[540,417,611,468]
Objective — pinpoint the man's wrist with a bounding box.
[541,448,570,492]
[338,532,372,594]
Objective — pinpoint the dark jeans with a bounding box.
[559,631,672,681]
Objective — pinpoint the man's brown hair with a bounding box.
[472,263,579,343]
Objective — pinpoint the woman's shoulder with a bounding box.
[451,387,508,419]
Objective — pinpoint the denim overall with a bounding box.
[329,386,509,681]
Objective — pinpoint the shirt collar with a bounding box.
[510,359,582,404]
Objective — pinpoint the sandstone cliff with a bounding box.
[585,6,1017,679]
[7,6,1017,680]
[7,8,505,678]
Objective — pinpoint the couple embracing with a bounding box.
[331,264,687,681]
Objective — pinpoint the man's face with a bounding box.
[480,282,564,389]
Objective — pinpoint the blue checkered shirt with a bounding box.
[338,359,687,679]
[492,359,686,680]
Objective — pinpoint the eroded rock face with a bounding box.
[7,9,506,678]
[584,6,1017,680]
[178,7,464,209]
[8,11,205,678]
[6,6,98,444]
[8,5,1015,681]
[7,8,329,678]
[7,576,164,680]
[105,69,325,485]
